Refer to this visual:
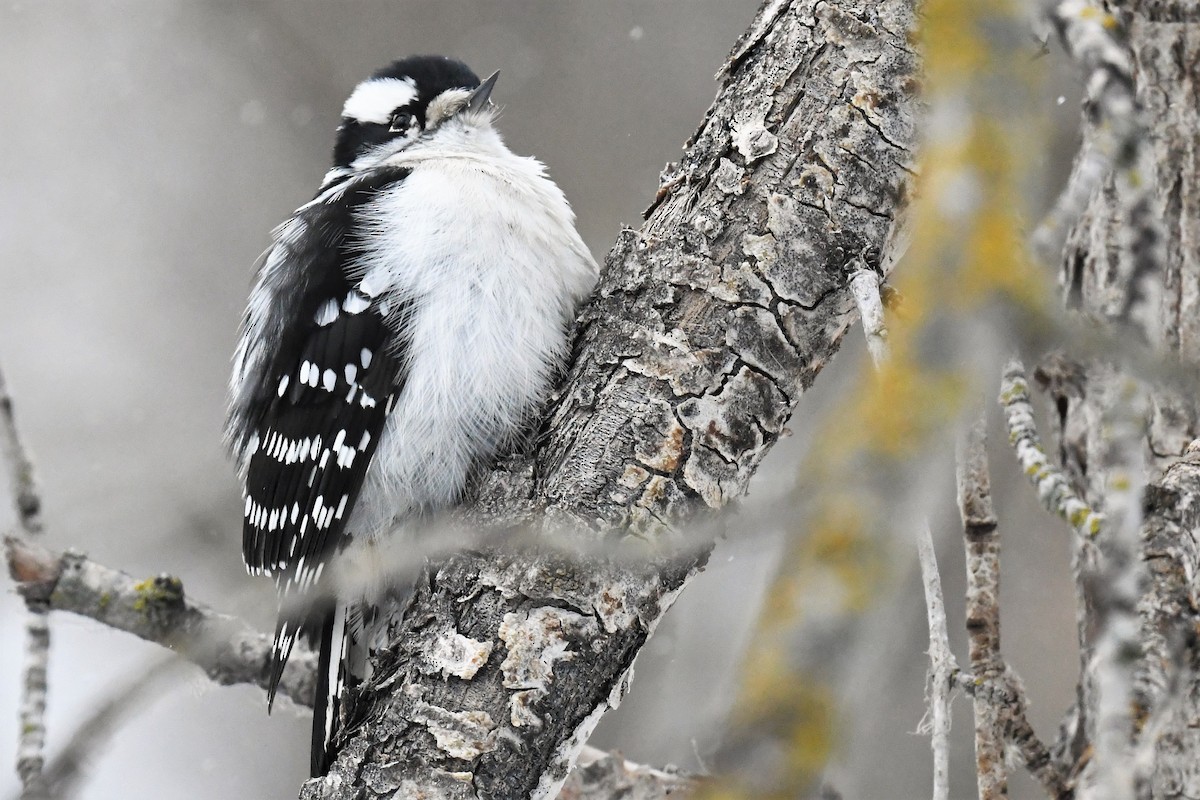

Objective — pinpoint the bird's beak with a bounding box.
[466,71,500,112]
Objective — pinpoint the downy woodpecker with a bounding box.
[227,55,597,775]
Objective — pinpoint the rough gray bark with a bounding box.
[1040,2,1200,797]
[302,1,919,798]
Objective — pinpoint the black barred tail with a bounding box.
[264,596,345,777]
[311,604,347,777]
[267,594,323,711]
[267,614,301,712]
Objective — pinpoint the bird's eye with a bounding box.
[388,111,415,133]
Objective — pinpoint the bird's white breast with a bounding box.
[346,139,596,538]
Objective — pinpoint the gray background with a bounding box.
[0,3,1082,798]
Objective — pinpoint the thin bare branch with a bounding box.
[958,391,1073,797]
[1,366,49,799]
[854,265,954,800]
[14,608,48,800]
[954,668,1072,799]
[4,537,318,708]
[0,370,42,538]
[853,261,957,798]
[916,523,955,800]
[956,415,1007,799]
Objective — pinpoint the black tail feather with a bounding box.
[311,605,344,777]
[266,615,300,713]
[265,595,343,776]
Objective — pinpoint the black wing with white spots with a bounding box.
[242,304,404,587]
[228,167,410,702]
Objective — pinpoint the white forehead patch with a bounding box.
[342,77,418,124]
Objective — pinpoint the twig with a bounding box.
[0,370,42,537]
[956,414,1007,799]
[916,524,954,800]
[955,668,1073,799]
[999,359,1104,540]
[14,608,48,800]
[4,537,317,708]
[853,270,953,800]
[1004,672,1075,799]
[957,400,1075,798]
[1,366,49,800]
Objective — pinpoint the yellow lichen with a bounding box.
[132,575,183,613]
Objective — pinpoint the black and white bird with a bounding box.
[227,55,597,776]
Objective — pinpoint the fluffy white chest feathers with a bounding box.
[345,139,596,536]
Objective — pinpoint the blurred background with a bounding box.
[0,3,1085,798]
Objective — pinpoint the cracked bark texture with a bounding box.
[1044,2,1200,797]
[301,1,918,798]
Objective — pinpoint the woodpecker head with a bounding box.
[332,56,498,169]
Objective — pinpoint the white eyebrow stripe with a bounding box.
[342,77,418,124]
